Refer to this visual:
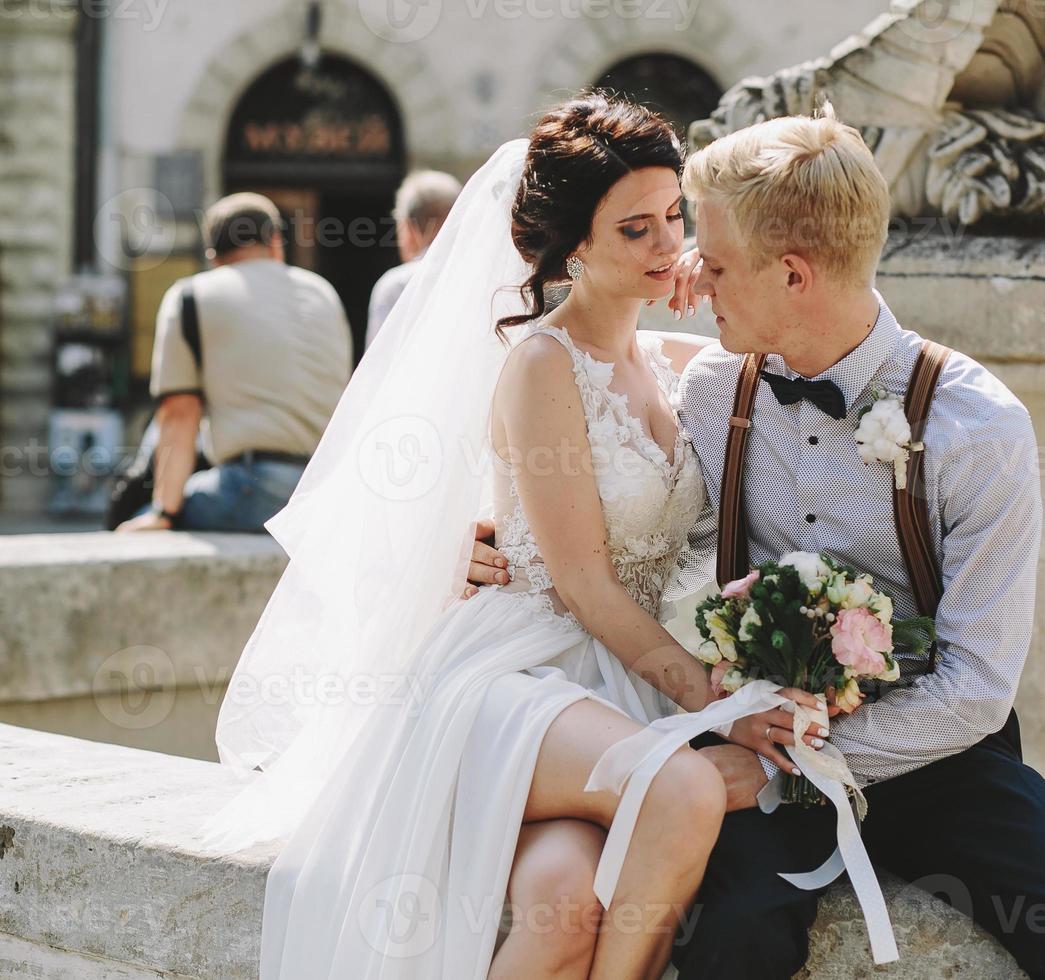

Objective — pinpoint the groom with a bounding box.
[469,108,1045,978]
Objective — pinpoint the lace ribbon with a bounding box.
[583,680,899,965]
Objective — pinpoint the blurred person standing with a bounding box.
[116,193,352,533]
[364,170,461,350]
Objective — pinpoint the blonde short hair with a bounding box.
[682,104,890,285]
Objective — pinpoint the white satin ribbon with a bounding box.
[583,680,899,966]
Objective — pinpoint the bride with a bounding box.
[198,93,822,979]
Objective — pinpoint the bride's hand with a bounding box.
[723,688,831,774]
[463,518,510,598]
[643,247,702,316]
[667,247,703,319]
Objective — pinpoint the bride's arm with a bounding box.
[495,335,713,714]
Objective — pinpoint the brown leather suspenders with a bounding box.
[716,353,767,589]
[717,341,952,668]
[893,340,952,669]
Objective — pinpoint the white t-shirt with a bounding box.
[150,259,352,464]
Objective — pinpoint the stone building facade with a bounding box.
[0,0,887,516]
[0,3,78,514]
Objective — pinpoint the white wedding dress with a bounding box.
[257,322,708,979]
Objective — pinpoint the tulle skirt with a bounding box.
[257,586,684,979]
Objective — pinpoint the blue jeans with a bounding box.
[134,459,305,533]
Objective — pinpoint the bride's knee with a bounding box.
[644,749,727,846]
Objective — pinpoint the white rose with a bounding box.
[721,667,748,693]
[695,641,722,666]
[873,593,894,625]
[779,552,831,591]
[826,573,848,605]
[877,655,900,682]
[841,578,875,609]
[738,605,762,642]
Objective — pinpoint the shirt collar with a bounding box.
[767,289,901,411]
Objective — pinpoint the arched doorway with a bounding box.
[223,54,406,363]
[596,53,722,145]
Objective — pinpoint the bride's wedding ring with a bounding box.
[765,726,773,742]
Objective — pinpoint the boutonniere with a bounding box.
[853,390,923,490]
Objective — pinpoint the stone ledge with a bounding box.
[0,532,287,703]
[876,232,1045,361]
[0,724,276,979]
[0,724,1026,979]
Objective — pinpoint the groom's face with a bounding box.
[691,195,790,355]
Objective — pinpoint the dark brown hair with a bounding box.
[496,91,683,341]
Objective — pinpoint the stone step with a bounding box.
[0,723,1027,979]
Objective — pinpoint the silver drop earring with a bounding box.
[566,255,584,281]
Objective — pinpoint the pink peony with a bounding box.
[722,570,760,599]
[830,608,892,676]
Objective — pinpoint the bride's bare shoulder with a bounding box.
[494,329,579,415]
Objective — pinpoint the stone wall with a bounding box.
[0,722,1027,979]
[0,2,77,513]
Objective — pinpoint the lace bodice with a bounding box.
[492,322,706,629]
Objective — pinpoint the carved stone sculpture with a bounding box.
[691,0,1045,226]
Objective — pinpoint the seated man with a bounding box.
[117,193,352,533]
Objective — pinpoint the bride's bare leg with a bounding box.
[488,818,606,980]
[489,698,726,980]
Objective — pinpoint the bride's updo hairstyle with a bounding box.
[496,91,683,340]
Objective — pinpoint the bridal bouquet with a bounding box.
[693,552,935,806]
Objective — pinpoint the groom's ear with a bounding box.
[781,254,812,293]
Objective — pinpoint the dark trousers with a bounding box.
[672,712,1045,979]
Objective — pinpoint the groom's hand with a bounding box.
[463,518,510,598]
[697,744,767,811]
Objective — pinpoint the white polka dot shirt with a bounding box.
[676,291,1042,786]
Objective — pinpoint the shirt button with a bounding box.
[808,436,819,446]
[806,514,816,523]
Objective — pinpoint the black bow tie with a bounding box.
[760,371,847,420]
